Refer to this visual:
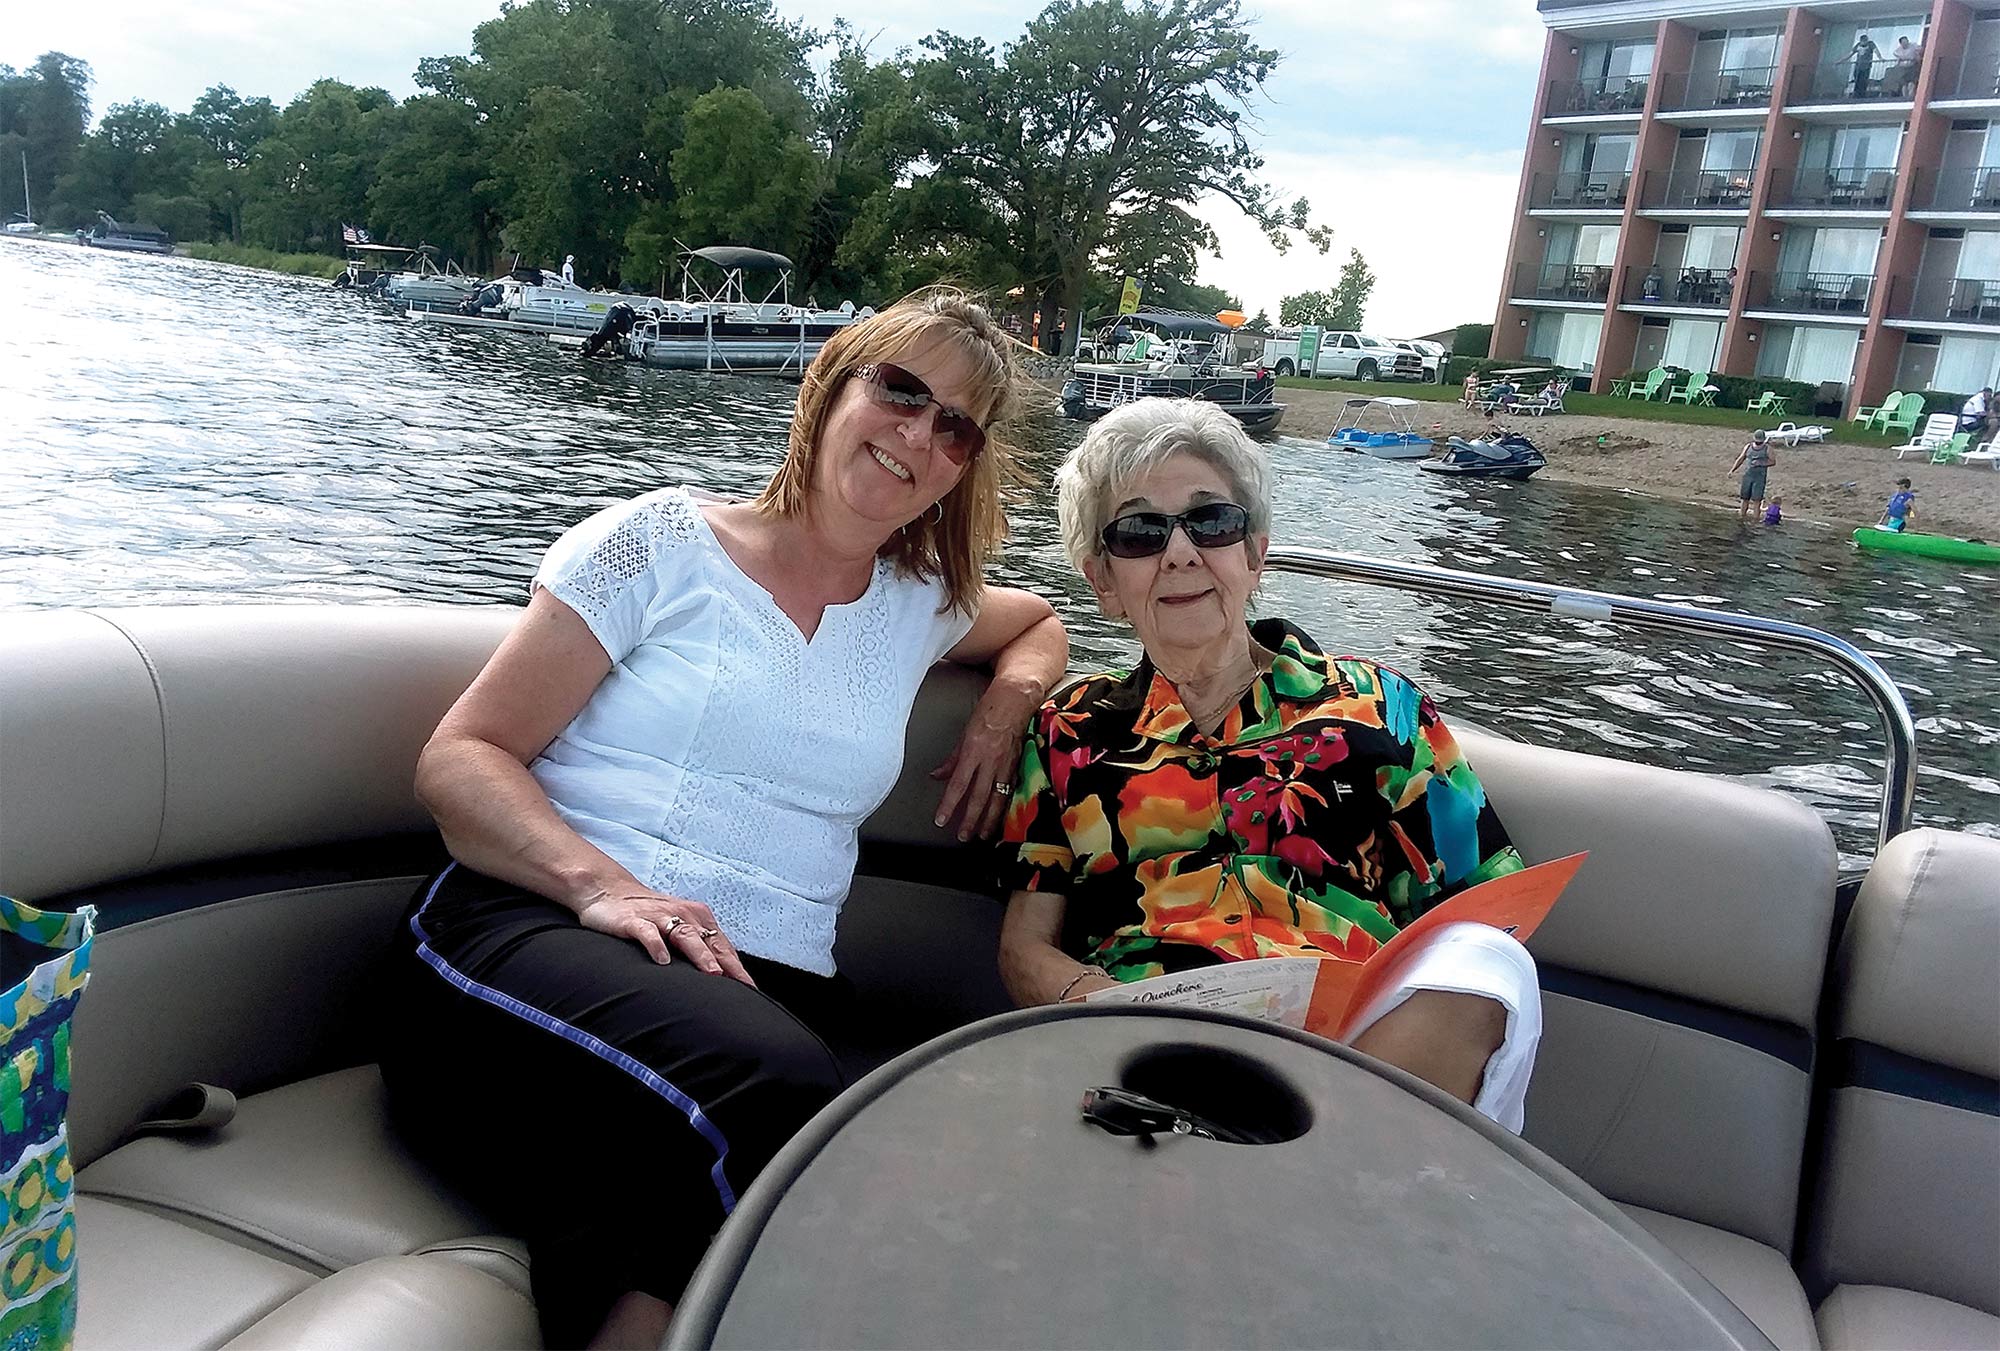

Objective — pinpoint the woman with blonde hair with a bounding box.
[384,288,1066,1348]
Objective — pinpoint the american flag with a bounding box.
[341,223,371,244]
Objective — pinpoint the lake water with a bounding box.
[3,240,1994,866]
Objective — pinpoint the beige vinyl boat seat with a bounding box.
[0,604,1906,1350]
[1802,829,2000,1350]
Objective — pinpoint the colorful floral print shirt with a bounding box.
[1000,619,1522,982]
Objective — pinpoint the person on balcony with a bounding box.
[1643,265,1664,301]
[1887,36,1923,95]
[1843,34,1880,97]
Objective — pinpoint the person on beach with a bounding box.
[1959,387,1996,438]
[1763,496,1782,525]
[561,253,576,285]
[1732,429,1777,521]
[382,288,1069,1349]
[997,398,1541,1130]
[1879,478,1917,532]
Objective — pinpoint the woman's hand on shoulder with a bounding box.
[575,888,757,986]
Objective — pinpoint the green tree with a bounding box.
[1,53,93,224]
[368,95,498,270]
[1326,248,1376,330]
[183,86,279,241]
[50,100,203,228]
[896,0,1329,349]
[240,80,394,252]
[1244,309,1271,334]
[1278,250,1376,329]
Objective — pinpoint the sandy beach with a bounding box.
[1271,386,2000,540]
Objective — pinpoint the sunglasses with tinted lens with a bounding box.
[1099,502,1252,559]
[855,363,987,466]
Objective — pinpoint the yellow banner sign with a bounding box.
[1117,276,1142,316]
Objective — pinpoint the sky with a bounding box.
[5,0,1547,335]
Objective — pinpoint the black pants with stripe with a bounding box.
[380,865,852,1347]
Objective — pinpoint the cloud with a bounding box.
[1194,141,1522,337]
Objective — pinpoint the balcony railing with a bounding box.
[1772,165,1898,210]
[1528,170,1632,210]
[1934,54,2000,100]
[1621,265,1735,308]
[1788,57,1924,105]
[1546,76,1650,117]
[1887,274,2000,324]
[1910,165,2000,212]
[1658,64,1779,111]
[1514,261,1614,303]
[1640,167,1756,210]
[1746,270,1876,314]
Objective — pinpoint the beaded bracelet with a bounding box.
[1056,968,1098,1002]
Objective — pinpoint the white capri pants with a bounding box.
[1340,921,1542,1133]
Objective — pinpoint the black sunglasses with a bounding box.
[1100,502,1252,559]
[855,363,987,466]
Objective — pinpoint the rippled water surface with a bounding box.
[4,241,1995,864]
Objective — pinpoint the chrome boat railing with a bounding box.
[1263,546,1919,852]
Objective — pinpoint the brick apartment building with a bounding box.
[1492,0,1999,416]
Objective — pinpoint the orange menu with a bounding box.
[1079,854,1587,1041]
[1304,853,1586,1039]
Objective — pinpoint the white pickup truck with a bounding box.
[1259,330,1427,381]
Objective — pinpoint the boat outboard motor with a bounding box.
[580,302,639,359]
[1060,379,1087,420]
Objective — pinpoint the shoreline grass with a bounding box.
[1274,375,1900,447]
[178,242,347,280]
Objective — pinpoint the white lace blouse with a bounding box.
[529,487,977,974]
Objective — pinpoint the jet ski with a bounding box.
[1419,429,1547,480]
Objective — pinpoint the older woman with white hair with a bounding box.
[998,397,1542,1127]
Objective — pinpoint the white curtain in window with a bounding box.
[1701,130,1761,174]
[1807,228,1882,276]
[1685,226,1742,270]
[1663,319,1723,371]
[1933,336,2000,393]
[1784,327,1860,384]
[1529,313,1603,371]
[1958,231,2000,280]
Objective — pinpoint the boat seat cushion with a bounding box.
[77,1065,524,1286]
[76,1196,317,1351]
[218,1254,541,1351]
[1620,1204,1819,1351]
[1815,1285,2000,1351]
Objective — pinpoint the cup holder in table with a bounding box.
[1116,1042,1313,1145]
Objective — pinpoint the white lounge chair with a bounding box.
[1517,378,1570,417]
[1765,422,1832,446]
[1894,413,1959,459]
[1961,440,2000,469]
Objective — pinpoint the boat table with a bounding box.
[667,1007,1772,1351]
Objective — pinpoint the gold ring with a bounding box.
[698,927,720,941]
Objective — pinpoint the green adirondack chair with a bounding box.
[1877,393,1927,439]
[1747,391,1783,416]
[1664,370,1709,404]
[1931,432,1973,465]
[1624,367,1669,400]
[1854,390,1902,424]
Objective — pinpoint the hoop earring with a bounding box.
[927,500,945,525]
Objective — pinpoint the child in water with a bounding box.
[1878,478,1917,533]
[1762,496,1782,525]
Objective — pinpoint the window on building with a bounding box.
[1701,129,1761,176]
[1721,29,1779,70]
[1755,325,1859,385]
[1546,223,1621,268]
[1662,319,1723,370]
[1527,312,1604,372]
[1780,227,1883,277]
[1959,231,2000,280]
[1933,335,2000,395]
[1685,226,1742,271]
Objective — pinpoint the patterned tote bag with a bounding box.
[0,897,95,1351]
